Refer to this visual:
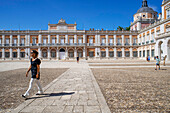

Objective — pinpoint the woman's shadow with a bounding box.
[25,92,75,100]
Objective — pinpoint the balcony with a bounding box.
[117,43,122,46]
[109,43,114,46]
[124,43,130,46]
[146,41,149,44]
[151,40,154,43]
[133,43,138,46]
[20,44,25,46]
[12,44,18,46]
[142,42,145,45]
[101,43,106,46]
[4,44,10,46]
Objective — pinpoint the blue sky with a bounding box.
[0,0,162,30]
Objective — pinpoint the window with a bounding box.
[69,51,74,58]
[151,49,154,57]
[125,38,129,43]
[151,33,154,40]
[0,52,2,58]
[52,38,55,44]
[102,38,105,44]
[21,38,24,44]
[101,51,106,57]
[51,50,56,58]
[14,38,17,44]
[61,39,64,44]
[143,37,145,42]
[133,51,138,57]
[32,38,36,44]
[117,51,122,57]
[133,38,136,43]
[69,38,73,44]
[143,50,145,57]
[42,51,47,58]
[6,39,9,44]
[125,51,130,57]
[89,39,93,44]
[147,35,149,41]
[110,38,113,44]
[5,52,10,58]
[13,52,17,58]
[109,51,114,57]
[140,51,141,57]
[43,38,47,44]
[167,9,170,19]
[147,50,150,56]
[20,52,25,58]
[89,52,94,57]
[78,39,82,44]
[118,38,121,43]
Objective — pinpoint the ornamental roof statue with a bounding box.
[58,18,66,24]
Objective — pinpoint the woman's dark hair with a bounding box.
[32,50,38,57]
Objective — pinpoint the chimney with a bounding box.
[158,13,162,20]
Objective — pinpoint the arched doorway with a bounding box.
[68,49,74,58]
[51,49,56,58]
[158,41,163,60]
[77,49,83,58]
[168,40,170,60]
[59,48,65,60]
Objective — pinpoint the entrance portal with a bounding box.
[59,48,65,60]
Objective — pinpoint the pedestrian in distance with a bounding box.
[22,50,43,98]
[77,56,79,63]
[155,56,160,70]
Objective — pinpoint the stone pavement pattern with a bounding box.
[9,62,111,113]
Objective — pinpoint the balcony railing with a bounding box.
[101,43,106,46]
[151,40,154,43]
[4,44,10,46]
[12,44,18,46]
[20,44,25,46]
[109,43,114,46]
[89,43,94,46]
[133,43,138,46]
[125,43,130,46]
[117,43,122,46]
[146,41,149,44]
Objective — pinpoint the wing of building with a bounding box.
[0,0,170,61]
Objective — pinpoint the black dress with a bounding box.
[30,58,41,79]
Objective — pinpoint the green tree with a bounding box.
[117,26,124,31]
[125,27,130,31]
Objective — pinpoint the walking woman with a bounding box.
[22,50,43,98]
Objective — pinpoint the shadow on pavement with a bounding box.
[25,92,75,100]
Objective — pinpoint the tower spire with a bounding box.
[142,0,148,7]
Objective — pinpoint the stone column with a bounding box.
[83,35,86,44]
[65,48,68,59]
[48,47,51,59]
[122,48,125,58]
[65,35,68,44]
[18,35,20,46]
[114,35,116,46]
[57,35,59,44]
[56,48,59,60]
[83,48,86,58]
[114,47,117,59]
[38,48,41,58]
[10,48,13,59]
[48,35,50,44]
[2,48,5,59]
[38,34,42,44]
[2,35,5,46]
[74,35,77,44]
[106,47,109,58]
[130,35,132,46]
[95,48,98,58]
[122,35,124,46]
[17,48,20,59]
[130,47,133,58]
[10,35,12,46]
[106,35,108,45]
[27,48,30,59]
[74,48,77,58]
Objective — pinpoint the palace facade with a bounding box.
[0,0,170,61]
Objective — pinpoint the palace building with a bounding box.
[0,0,170,61]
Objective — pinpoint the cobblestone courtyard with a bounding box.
[0,60,169,113]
